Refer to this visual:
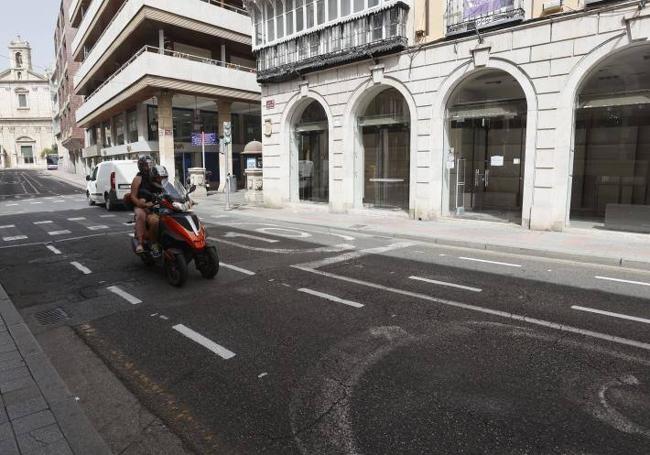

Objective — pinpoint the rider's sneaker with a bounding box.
[135,243,144,254]
[150,244,162,258]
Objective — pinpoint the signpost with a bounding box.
[222,122,232,210]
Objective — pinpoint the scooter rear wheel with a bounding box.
[165,253,187,287]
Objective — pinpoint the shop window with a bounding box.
[148,105,158,141]
[127,110,138,143]
[103,121,112,147]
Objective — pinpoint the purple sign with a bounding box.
[191,132,218,146]
[463,0,512,19]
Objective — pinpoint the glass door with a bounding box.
[298,129,329,202]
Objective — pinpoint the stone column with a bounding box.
[217,100,232,192]
[157,91,176,180]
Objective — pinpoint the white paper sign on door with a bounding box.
[490,155,504,166]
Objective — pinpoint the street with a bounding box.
[0,169,649,454]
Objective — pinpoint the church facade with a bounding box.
[0,38,55,169]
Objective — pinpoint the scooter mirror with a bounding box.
[188,185,196,194]
[85,175,90,181]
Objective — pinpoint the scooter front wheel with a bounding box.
[198,246,219,279]
[165,252,187,287]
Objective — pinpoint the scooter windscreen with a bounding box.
[159,179,193,212]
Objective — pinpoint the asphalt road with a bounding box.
[1,169,649,454]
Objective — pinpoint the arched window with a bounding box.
[15,52,22,67]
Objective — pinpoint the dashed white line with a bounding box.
[5,203,18,207]
[2,235,27,242]
[0,225,16,229]
[99,214,116,218]
[458,257,522,268]
[48,230,71,236]
[595,276,650,288]
[298,288,364,308]
[29,201,42,205]
[172,324,236,360]
[220,262,255,276]
[409,276,482,293]
[53,200,65,203]
[33,220,53,225]
[87,225,109,231]
[572,306,650,325]
[293,265,650,352]
[67,217,86,221]
[70,261,92,275]
[106,286,142,304]
[46,245,62,255]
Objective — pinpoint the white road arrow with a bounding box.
[224,231,279,243]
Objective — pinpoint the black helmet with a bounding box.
[137,155,153,173]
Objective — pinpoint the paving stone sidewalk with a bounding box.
[0,285,110,455]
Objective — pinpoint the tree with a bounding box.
[40,147,54,159]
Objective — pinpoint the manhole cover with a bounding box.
[35,308,69,326]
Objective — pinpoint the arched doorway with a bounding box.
[360,87,410,211]
[570,45,650,232]
[446,70,527,223]
[295,100,329,203]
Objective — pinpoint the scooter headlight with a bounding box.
[172,202,184,211]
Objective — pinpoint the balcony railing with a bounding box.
[256,2,408,82]
[81,0,129,60]
[84,45,256,101]
[445,0,525,36]
[200,0,249,16]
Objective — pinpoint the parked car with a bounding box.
[86,160,138,211]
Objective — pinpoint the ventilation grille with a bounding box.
[35,308,69,326]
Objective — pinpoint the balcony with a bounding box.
[82,144,101,159]
[72,0,251,63]
[445,0,525,37]
[256,2,409,83]
[76,46,259,127]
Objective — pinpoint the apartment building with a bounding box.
[71,0,262,189]
[0,38,55,169]
[53,0,87,176]
[244,0,650,232]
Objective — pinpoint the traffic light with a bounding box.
[223,121,232,145]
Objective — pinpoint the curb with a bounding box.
[207,210,650,272]
[0,284,111,455]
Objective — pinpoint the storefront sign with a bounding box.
[490,155,504,166]
[463,0,513,19]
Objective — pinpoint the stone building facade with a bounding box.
[246,0,650,232]
[0,38,55,169]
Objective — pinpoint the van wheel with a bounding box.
[105,194,113,211]
[87,191,95,206]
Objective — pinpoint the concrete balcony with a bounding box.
[75,46,260,127]
[71,0,251,67]
[82,144,101,159]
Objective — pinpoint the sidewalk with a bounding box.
[194,194,650,271]
[46,170,86,191]
[0,285,110,455]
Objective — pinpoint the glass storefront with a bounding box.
[295,101,329,203]
[447,70,527,223]
[571,46,650,232]
[360,88,410,211]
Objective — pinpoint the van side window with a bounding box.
[91,167,98,180]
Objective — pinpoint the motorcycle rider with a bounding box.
[130,155,157,254]
[146,165,170,254]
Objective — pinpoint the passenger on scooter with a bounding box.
[146,165,169,255]
[130,155,156,254]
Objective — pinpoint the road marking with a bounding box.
[172,324,236,360]
[99,214,116,218]
[572,306,650,325]
[106,286,141,304]
[29,201,42,205]
[595,276,650,288]
[0,225,16,229]
[256,227,311,238]
[53,200,65,203]
[292,266,650,352]
[87,225,109,230]
[46,245,62,255]
[409,276,482,293]
[67,217,86,221]
[296,242,414,270]
[209,237,355,255]
[258,372,268,378]
[33,220,53,225]
[298,288,364,308]
[48,230,71,236]
[458,257,522,268]
[2,235,27,242]
[224,231,279,243]
[70,261,92,275]
[211,215,230,219]
[5,203,18,206]
[220,262,255,276]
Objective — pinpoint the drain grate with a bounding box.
[35,307,69,326]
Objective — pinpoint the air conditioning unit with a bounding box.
[542,0,563,13]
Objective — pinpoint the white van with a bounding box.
[86,160,139,210]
